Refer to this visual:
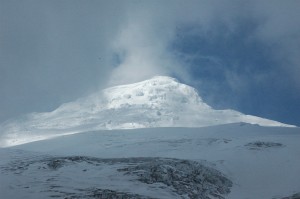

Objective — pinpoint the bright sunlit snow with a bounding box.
[0,76,294,147]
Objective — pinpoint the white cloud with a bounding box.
[107,0,300,91]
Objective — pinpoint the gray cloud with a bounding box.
[0,0,125,121]
[109,0,300,87]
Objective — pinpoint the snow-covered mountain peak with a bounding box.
[101,75,209,110]
[0,76,295,147]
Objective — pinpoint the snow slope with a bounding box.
[0,124,299,199]
[0,76,295,147]
[0,76,299,198]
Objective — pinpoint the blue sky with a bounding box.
[0,0,300,126]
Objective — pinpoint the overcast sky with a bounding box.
[1,0,300,126]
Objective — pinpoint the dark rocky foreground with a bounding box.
[118,158,232,199]
[1,156,232,199]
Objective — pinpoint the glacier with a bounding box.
[0,76,294,147]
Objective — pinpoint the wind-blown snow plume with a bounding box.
[108,4,182,85]
[108,0,300,88]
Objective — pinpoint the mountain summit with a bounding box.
[0,76,294,147]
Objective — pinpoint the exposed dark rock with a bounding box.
[118,158,232,199]
[245,141,284,150]
[2,156,232,199]
[50,188,155,199]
